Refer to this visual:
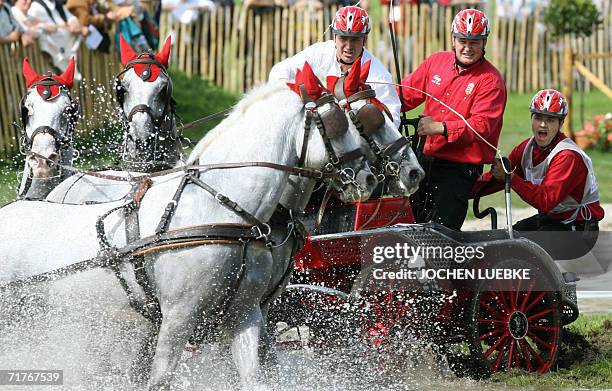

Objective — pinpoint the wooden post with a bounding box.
[562,44,574,137]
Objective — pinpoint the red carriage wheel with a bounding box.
[351,270,423,350]
[466,259,561,375]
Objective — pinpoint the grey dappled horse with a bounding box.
[17,58,79,199]
[0,78,376,389]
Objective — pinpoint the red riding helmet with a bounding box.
[331,6,371,37]
[452,9,490,39]
[529,89,568,118]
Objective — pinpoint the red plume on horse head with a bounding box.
[119,35,172,82]
[325,58,390,118]
[22,57,76,99]
[286,61,326,102]
[325,57,371,99]
[120,35,172,68]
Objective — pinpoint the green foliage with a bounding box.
[169,70,239,142]
[543,0,602,38]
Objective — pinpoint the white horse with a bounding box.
[17,57,79,199]
[47,36,184,204]
[246,67,425,362]
[0,76,376,389]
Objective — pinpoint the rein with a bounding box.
[368,80,513,174]
[114,54,180,171]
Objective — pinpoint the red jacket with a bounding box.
[400,51,507,165]
[473,133,605,222]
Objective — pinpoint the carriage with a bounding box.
[268,162,580,377]
[3,37,583,387]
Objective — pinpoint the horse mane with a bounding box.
[188,81,299,163]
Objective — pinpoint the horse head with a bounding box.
[287,62,377,202]
[19,57,79,199]
[116,35,182,172]
[327,59,424,196]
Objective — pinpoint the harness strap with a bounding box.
[382,136,409,158]
[346,88,376,105]
[314,184,334,235]
[122,183,163,325]
[0,224,259,293]
[187,174,272,244]
[27,153,337,183]
[298,110,313,168]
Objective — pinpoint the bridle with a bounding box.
[16,76,79,198]
[18,77,78,158]
[114,52,180,171]
[296,85,367,191]
[335,83,409,182]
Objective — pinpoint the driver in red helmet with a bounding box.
[269,5,401,129]
[476,89,604,232]
[474,89,604,258]
[399,9,507,231]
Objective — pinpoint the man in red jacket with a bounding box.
[399,9,507,230]
[476,89,604,257]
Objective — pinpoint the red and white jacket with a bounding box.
[474,132,605,223]
[400,51,507,165]
[269,40,401,129]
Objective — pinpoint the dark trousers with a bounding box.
[411,157,482,231]
[513,213,599,260]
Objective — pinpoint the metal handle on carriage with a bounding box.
[502,157,514,239]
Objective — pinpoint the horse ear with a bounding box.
[155,36,172,68]
[343,58,362,97]
[359,59,371,83]
[58,57,75,89]
[119,35,137,66]
[22,57,39,88]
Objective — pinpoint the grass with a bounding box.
[489,313,612,389]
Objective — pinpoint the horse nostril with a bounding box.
[409,169,421,182]
[366,174,377,188]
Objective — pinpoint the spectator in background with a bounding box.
[12,0,59,42]
[0,0,34,46]
[28,0,85,77]
[66,0,133,52]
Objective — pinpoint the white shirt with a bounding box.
[269,40,401,129]
[28,0,76,25]
[27,0,81,76]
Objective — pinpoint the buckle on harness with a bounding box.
[215,193,229,204]
[251,223,272,242]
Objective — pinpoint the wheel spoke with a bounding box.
[484,332,509,359]
[508,289,517,312]
[513,341,521,370]
[524,291,547,314]
[519,339,535,372]
[491,338,508,372]
[519,278,537,312]
[529,325,560,332]
[481,300,506,320]
[478,319,506,325]
[527,307,555,323]
[523,339,545,366]
[506,339,516,370]
[527,331,553,351]
[479,327,505,341]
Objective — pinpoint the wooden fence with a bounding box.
[0,42,120,158]
[0,1,610,157]
[160,1,612,95]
